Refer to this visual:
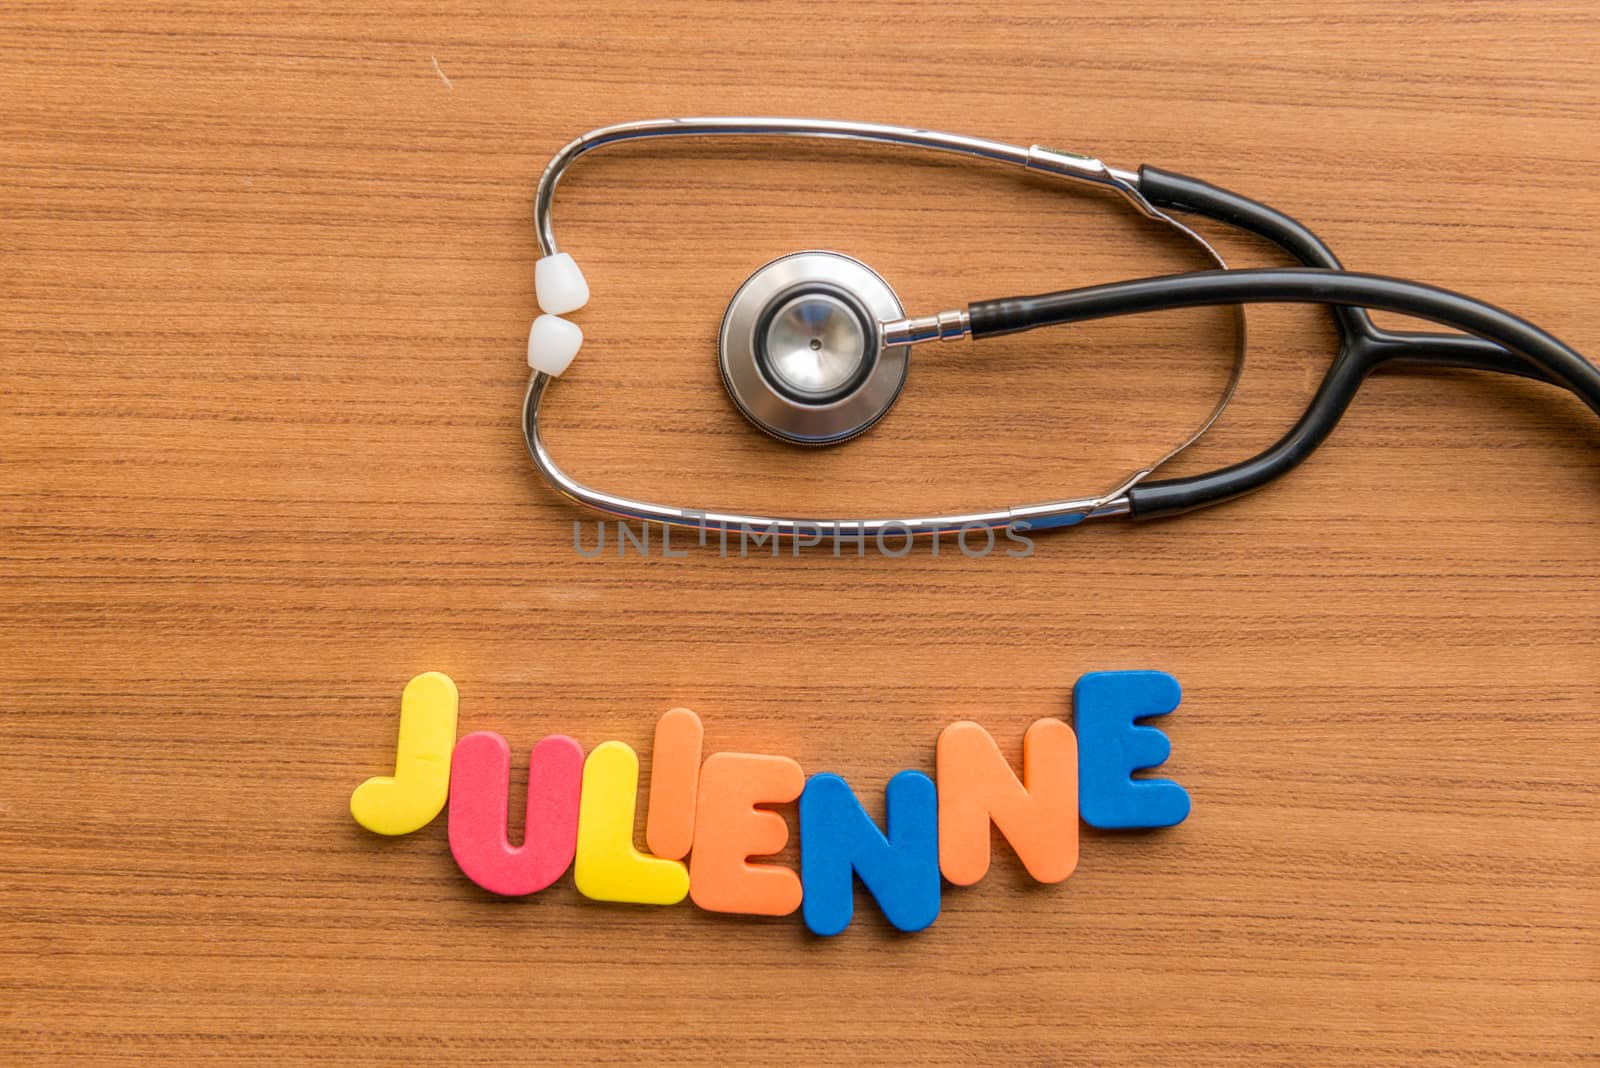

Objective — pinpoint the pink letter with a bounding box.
[448,731,583,896]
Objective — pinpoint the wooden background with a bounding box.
[3,2,1597,1063]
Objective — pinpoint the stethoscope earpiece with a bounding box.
[527,252,590,376]
[527,314,582,378]
[534,252,590,314]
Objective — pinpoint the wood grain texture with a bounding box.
[2,2,1598,1063]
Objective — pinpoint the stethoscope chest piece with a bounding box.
[718,250,909,445]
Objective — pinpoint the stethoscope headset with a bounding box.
[522,118,1600,540]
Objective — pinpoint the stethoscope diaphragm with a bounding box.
[717,250,911,446]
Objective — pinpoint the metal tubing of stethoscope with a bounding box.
[533,118,1141,256]
[523,117,1235,539]
[881,309,972,347]
[521,371,1131,537]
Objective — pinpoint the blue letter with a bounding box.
[1074,670,1190,829]
[798,771,940,936]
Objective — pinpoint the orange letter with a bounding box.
[645,707,703,860]
[937,719,1078,885]
[688,752,804,916]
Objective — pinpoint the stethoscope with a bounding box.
[523,118,1600,539]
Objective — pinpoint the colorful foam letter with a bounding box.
[350,671,459,835]
[575,741,690,905]
[644,707,703,861]
[798,771,940,936]
[447,732,583,896]
[689,752,804,916]
[1074,670,1191,829]
[937,718,1078,885]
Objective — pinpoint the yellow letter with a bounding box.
[575,741,690,905]
[349,672,459,836]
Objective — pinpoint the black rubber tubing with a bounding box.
[964,165,1597,519]
[968,269,1596,392]
[1135,166,1557,386]
[969,269,1600,518]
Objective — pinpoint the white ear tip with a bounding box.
[528,315,583,376]
[535,253,589,314]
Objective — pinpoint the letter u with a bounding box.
[573,521,606,558]
[447,731,583,896]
